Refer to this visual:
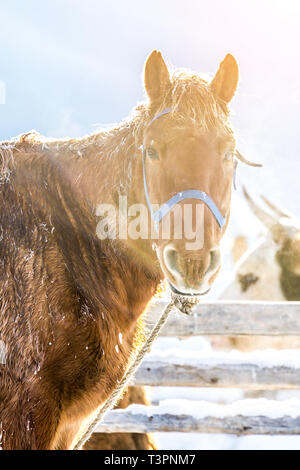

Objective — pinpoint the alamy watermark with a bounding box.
[0,80,6,104]
[96,196,204,250]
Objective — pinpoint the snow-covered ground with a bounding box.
[156,432,300,451]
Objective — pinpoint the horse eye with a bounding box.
[145,147,160,160]
[223,151,233,162]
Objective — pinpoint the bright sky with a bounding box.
[0,0,299,217]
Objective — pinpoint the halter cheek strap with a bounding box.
[142,108,231,231]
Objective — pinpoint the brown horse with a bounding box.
[0,50,239,449]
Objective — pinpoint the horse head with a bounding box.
[138,50,239,295]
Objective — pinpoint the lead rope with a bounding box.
[72,293,200,450]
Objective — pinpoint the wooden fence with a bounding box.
[97,301,300,436]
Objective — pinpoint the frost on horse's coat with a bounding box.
[0,50,238,449]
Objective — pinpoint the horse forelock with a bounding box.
[147,70,233,132]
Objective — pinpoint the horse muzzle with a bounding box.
[158,244,221,296]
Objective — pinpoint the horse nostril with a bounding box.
[206,248,221,275]
[163,247,181,278]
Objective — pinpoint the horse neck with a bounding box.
[49,124,161,319]
[53,125,139,207]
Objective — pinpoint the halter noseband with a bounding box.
[141,108,230,231]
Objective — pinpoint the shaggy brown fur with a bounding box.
[0,139,160,449]
[0,50,238,449]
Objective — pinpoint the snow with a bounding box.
[233,435,300,451]
[127,398,300,420]
[156,433,300,451]
[147,344,300,370]
[150,387,244,405]
[152,335,212,352]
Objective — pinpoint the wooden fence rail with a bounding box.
[132,354,300,389]
[96,400,300,435]
[147,300,300,336]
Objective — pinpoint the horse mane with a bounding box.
[0,67,235,194]
[2,67,233,147]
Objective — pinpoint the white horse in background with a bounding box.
[218,188,300,350]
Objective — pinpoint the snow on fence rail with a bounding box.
[96,399,300,435]
[132,350,300,389]
[147,300,300,336]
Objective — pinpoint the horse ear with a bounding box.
[144,50,171,102]
[210,54,239,103]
